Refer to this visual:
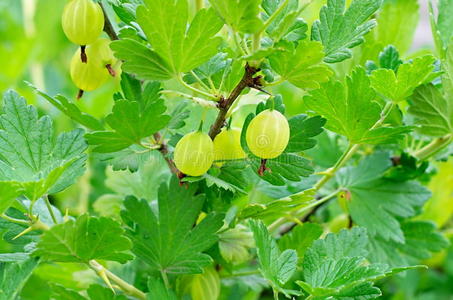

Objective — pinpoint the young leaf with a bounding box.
[249,219,300,297]
[311,0,382,63]
[336,152,431,243]
[0,91,87,201]
[408,84,453,137]
[304,67,409,144]
[85,82,170,153]
[121,177,224,275]
[209,0,263,34]
[370,55,438,102]
[285,115,325,153]
[34,214,133,263]
[297,227,419,299]
[137,0,223,74]
[269,40,333,89]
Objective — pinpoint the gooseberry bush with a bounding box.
[1,0,453,299]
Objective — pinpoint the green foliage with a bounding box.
[370,55,439,102]
[209,0,262,34]
[86,80,170,152]
[375,0,419,55]
[369,221,449,267]
[34,214,133,263]
[311,0,382,63]
[249,219,300,297]
[297,228,419,299]
[1,0,452,299]
[121,177,224,274]
[279,223,323,260]
[304,67,409,144]
[138,0,223,74]
[269,40,333,89]
[409,84,453,137]
[0,258,38,300]
[0,90,87,202]
[337,152,431,243]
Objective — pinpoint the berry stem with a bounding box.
[106,64,116,76]
[80,45,87,63]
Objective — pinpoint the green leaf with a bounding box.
[86,82,170,153]
[51,284,87,300]
[285,115,325,153]
[279,223,323,260]
[30,85,104,131]
[304,67,408,144]
[249,153,314,186]
[137,0,223,74]
[249,219,300,297]
[0,258,38,300]
[369,221,450,267]
[269,40,333,89]
[377,45,403,71]
[239,189,316,221]
[111,39,173,81]
[262,0,307,42]
[370,55,438,102]
[51,284,128,300]
[147,278,178,300]
[337,152,431,243]
[209,0,263,34]
[437,0,453,48]
[0,181,22,214]
[86,285,128,300]
[311,0,381,63]
[375,0,419,55]
[0,90,87,201]
[34,214,133,263]
[297,227,418,299]
[167,102,190,130]
[121,177,224,274]
[408,84,453,137]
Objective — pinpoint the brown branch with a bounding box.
[100,2,119,41]
[153,133,179,174]
[208,64,260,139]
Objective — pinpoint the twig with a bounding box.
[153,132,179,174]
[414,134,452,160]
[209,64,260,139]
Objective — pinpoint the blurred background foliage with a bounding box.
[0,0,453,299]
